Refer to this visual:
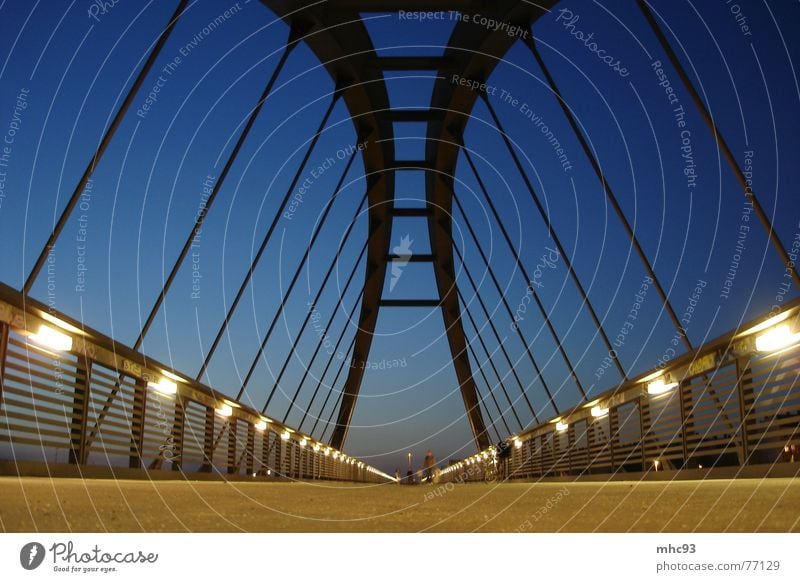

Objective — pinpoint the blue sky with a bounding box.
[1,0,798,473]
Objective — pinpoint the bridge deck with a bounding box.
[1,477,797,532]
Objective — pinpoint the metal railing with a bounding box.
[440,298,800,483]
[0,283,392,483]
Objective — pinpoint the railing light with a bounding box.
[299,438,307,448]
[555,421,568,432]
[647,378,678,395]
[255,419,267,431]
[514,438,523,449]
[280,430,290,440]
[755,324,800,353]
[148,378,178,396]
[324,448,330,456]
[313,443,320,452]
[591,405,608,418]
[217,403,233,417]
[30,324,73,352]
[161,369,186,383]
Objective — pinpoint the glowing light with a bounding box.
[755,324,800,353]
[555,421,568,432]
[323,448,330,456]
[255,419,268,431]
[30,324,72,352]
[299,438,308,448]
[647,378,679,396]
[148,378,177,396]
[313,443,320,452]
[280,430,290,441]
[161,370,186,383]
[591,405,608,418]
[514,438,523,449]
[217,404,233,417]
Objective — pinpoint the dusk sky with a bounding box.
[1,0,798,474]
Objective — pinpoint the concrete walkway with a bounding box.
[1,477,798,532]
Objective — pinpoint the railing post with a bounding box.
[609,407,618,472]
[170,397,185,472]
[639,396,648,472]
[261,430,273,476]
[276,438,284,477]
[551,431,559,477]
[68,357,92,465]
[678,380,690,467]
[539,435,545,477]
[567,424,575,475]
[246,424,255,475]
[587,419,596,474]
[227,420,237,474]
[129,377,147,469]
[0,322,8,413]
[200,406,215,472]
[735,357,752,466]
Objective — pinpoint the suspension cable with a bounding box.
[634,0,799,289]
[452,241,539,425]
[233,152,360,401]
[259,234,369,413]
[460,145,601,388]
[457,286,519,434]
[453,193,559,411]
[481,94,626,379]
[134,29,299,350]
[24,0,190,295]
[296,288,364,432]
[524,35,691,351]
[196,89,344,381]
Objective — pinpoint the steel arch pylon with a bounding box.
[260,1,558,451]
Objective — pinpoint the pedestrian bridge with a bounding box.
[0,0,798,532]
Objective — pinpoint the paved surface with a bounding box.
[0,477,798,532]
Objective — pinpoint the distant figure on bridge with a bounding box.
[423,450,436,482]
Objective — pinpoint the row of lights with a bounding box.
[22,321,391,478]
[26,310,798,481]
[526,313,800,440]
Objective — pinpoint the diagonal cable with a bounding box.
[196,89,344,382]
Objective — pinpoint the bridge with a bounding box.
[0,0,799,535]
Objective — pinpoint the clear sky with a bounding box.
[1,0,798,474]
